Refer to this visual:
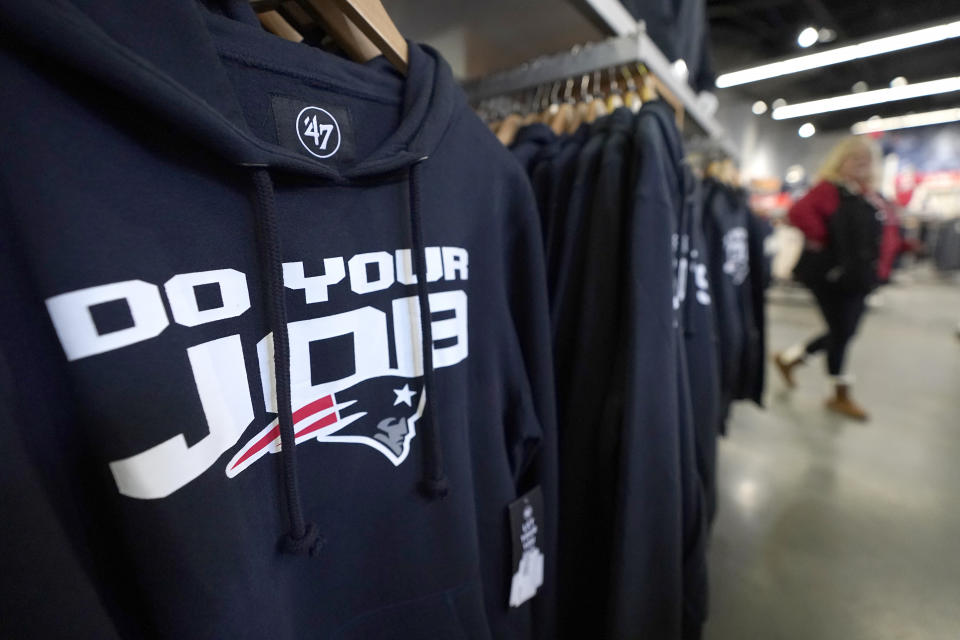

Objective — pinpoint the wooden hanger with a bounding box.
[621,66,642,113]
[522,85,546,125]
[253,0,408,74]
[549,78,576,135]
[570,74,590,132]
[539,81,562,124]
[304,0,408,73]
[496,113,524,146]
[258,10,304,43]
[605,68,624,111]
[586,70,607,122]
[638,65,658,102]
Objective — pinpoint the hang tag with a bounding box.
[507,486,545,608]
[271,95,355,163]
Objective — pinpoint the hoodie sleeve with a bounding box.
[499,168,558,490]
[501,165,559,640]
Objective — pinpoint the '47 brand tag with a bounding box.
[508,486,545,608]
[271,95,355,163]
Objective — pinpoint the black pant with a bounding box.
[804,283,867,376]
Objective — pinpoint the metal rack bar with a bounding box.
[572,0,639,36]
[463,25,736,157]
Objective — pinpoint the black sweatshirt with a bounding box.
[606,101,706,640]
[0,1,558,637]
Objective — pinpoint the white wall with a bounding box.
[715,89,848,184]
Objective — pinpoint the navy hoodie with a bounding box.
[676,166,718,638]
[680,173,721,525]
[702,179,748,431]
[542,125,589,289]
[744,213,772,406]
[607,101,705,640]
[547,109,633,639]
[0,1,558,638]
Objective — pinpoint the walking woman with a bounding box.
[774,136,886,420]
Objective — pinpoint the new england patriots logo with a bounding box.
[42,247,469,500]
[226,379,426,476]
[225,289,467,478]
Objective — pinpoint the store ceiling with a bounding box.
[709,0,960,131]
[385,0,605,80]
[386,0,960,134]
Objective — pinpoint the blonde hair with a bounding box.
[816,135,880,188]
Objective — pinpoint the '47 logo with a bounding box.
[296,106,341,159]
[45,247,469,500]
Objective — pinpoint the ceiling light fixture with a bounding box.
[797,26,819,48]
[818,28,837,43]
[672,59,689,80]
[798,123,816,138]
[752,100,768,115]
[772,75,960,119]
[716,18,960,88]
[851,107,960,134]
[889,76,908,87]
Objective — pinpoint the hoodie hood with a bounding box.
[0,0,458,180]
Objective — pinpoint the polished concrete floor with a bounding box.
[705,270,960,640]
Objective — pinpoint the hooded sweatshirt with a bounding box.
[702,178,752,429]
[0,1,558,638]
[605,100,706,640]
[680,173,721,525]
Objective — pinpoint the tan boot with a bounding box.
[773,351,803,389]
[826,384,869,421]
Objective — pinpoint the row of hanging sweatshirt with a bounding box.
[506,101,772,639]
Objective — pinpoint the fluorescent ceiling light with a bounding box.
[772,75,960,119]
[716,19,960,88]
[797,26,819,48]
[851,107,960,134]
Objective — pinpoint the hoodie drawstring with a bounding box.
[251,169,323,557]
[249,162,446,559]
[407,161,449,500]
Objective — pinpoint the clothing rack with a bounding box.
[463,23,737,157]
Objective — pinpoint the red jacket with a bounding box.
[788,180,910,281]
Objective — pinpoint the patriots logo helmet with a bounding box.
[226,375,426,478]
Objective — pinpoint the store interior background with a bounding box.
[385,1,960,638]
[386,0,960,210]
